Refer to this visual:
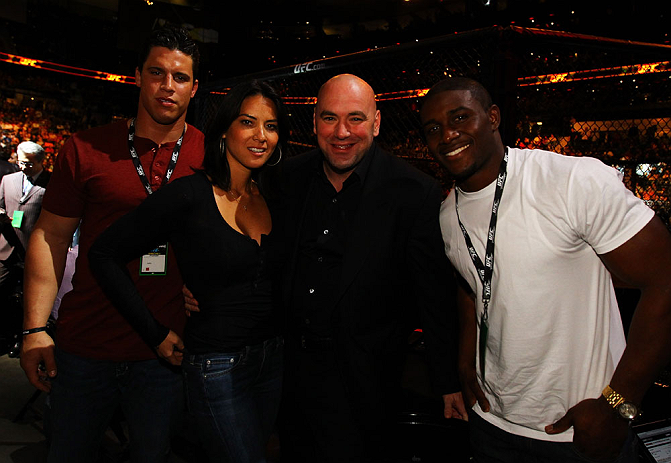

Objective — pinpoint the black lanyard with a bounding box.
[127,118,185,196]
[455,147,508,380]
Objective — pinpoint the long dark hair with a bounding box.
[203,80,288,195]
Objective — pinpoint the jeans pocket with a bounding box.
[201,352,245,379]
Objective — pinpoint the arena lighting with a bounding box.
[518,61,671,86]
[376,89,429,101]
[260,91,426,105]
[0,52,135,85]
[273,60,670,104]
[5,49,668,96]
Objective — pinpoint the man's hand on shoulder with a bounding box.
[545,397,629,460]
[20,331,57,392]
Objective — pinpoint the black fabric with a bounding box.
[290,150,372,338]
[275,142,459,461]
[89,171,279,352]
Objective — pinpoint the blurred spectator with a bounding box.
[0,141,50,351]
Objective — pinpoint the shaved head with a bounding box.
[314,74,381,187]
[317,74,377,111]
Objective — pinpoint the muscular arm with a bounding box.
[547,216,671,458]
[601,216,671,402]
[20,210,80,391]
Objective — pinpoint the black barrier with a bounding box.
[192,26,671,228]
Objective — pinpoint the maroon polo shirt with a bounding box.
[42,119,204,361]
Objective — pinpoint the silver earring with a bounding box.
[219,137,225,155]
[266,146,282,167]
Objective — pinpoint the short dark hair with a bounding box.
[138,24,200,77]
[203,80,289,194]
[423,77,493,112]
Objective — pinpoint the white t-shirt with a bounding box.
[440,148,654,441]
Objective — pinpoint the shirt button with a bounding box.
[332,198,338,203]
[323,229,329,235]
[154,175,161,182]
[317,256,323,263]
[304,318,311,325]
[309,288,315,294]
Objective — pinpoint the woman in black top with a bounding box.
[89,80,289,462]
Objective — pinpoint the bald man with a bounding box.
[275,74,463,462]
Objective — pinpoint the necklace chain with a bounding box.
[229,180,255,211]
[230,192,247,211]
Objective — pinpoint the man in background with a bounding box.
[0,142,19,181]
[0,141,49,354]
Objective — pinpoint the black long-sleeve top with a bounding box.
[89,171,279,353]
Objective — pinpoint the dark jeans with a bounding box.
[183,336,283,463]
[469,411,638,463]
[48,347,183,463]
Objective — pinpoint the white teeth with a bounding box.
[445,144,469,157]
[249,148,265,153]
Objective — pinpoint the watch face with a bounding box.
[617,402,638,420]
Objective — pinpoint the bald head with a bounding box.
[314,74,381,187]
[317,74,377,111]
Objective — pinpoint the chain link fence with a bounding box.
[192,26,671,228]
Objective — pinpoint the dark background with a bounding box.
[0,0,668,84]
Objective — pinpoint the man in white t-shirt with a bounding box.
[419,77,671,462]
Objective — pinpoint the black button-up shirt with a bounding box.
[291,147,375,337]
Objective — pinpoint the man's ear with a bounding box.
[135,67,142,89]
[489,104,501,131]
[373,110,381,137]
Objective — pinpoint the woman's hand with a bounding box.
[156,330,185,365]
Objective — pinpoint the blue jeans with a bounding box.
[183,336,284,463]
[469,411,638,463]
[47,348,183,463]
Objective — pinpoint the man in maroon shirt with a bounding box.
[19,25,204,463]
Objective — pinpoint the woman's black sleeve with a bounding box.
[88,179,191,348]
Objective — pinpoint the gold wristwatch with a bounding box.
[602,385,640,421]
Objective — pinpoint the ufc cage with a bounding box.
[191,26,671,228]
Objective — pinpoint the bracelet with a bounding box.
[22,326,48,336]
